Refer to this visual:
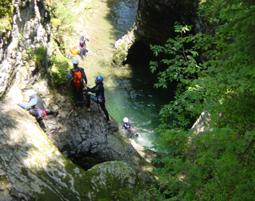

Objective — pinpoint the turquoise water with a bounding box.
[104,0,169,149]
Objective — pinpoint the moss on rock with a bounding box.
[75,161,155,201]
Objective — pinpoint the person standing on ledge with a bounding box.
[86,75,110,122]
[79,35,89,58]
[68,58,88,107]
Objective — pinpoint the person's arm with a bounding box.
[67,69,73,80]
[81,68,87,84]
[87,85,97,93]
[18,97,37,110]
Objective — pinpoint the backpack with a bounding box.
[72,69,83,88]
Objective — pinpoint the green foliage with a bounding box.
[27,46,47,66]
[152,0,255,200]
[155,128,255,201]
[150,25,208,128]
[0,0,12,18]
[49,53,71,87]
[46,0,75,40]
[160,82,206,128]
[150,24,203,89]
[45,0,74,87]
[0,0,13,33]
[0,16,12,33]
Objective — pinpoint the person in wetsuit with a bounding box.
[123,117,132,132]
[68,58,88,107]
[86,75,110,122]
[79,35,89,58]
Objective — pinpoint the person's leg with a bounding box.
[72,87,79,106]
[79,49,84,59]
[77,88,84,106]
[46,110,58,116]
[90,95,97,103]
[29,109,37,117]
[85,93,91,109]
[29,109,46,129]
[72,87,84,107]
[99,102,110,121]
[83,90,90,108]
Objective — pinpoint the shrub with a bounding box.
[49,53,71,87]
[0,0,13,33]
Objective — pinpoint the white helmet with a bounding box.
[25,89,36,97]
[72,58,79,65]
[123,117,129,123]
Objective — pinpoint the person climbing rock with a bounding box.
[18,90,57,129]
[122,117,138,138]
[79,35,89,58]
[68,58,88,107]
[86,75,110,122]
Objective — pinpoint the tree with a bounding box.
[152,1,255,200]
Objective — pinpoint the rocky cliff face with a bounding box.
[0,103,82,200]
[135,0,198,44]
[0,104,152,200]
[0,0,50,98]
[41,91,145,170]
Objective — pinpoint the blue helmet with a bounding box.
[96,75,104,82]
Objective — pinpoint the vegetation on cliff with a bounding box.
[45,0,74,87]
[151,0,255,200]
[0,0,13,33]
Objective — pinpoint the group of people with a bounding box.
[18,35,138,136]
[68,36,110,122]
[68,57,110,122]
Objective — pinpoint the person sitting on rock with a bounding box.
[67,58,88,107]
[18,90,57,128]
[86,75,110,122]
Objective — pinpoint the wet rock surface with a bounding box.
[41,92,145,169]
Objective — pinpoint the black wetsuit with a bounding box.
[87,82,109,121]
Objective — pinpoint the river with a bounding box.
[72,0,167,149]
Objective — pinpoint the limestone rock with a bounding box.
[43,93,145,169]
[80,161,154,201]
[0,104,154,201]
[191,111,211,134]
[0,103,82,201]
[0,0,50,97]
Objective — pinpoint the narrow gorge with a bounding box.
[1,0,252,200]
